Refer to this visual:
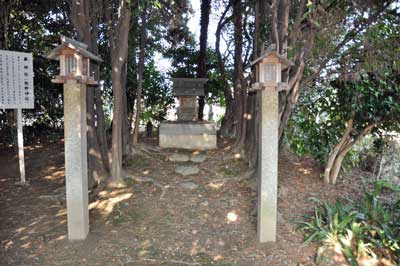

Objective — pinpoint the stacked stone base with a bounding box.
[159,122,217,150]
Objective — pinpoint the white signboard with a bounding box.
[0,50,34,109]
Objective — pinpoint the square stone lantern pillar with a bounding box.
[46,35,102,240]
[250,46,293,243]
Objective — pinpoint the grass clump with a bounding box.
[300,180,400,265]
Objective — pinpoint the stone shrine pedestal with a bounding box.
[159,121,216,150]
[159,78,217,150]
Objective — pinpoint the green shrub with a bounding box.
[300,180,400,265]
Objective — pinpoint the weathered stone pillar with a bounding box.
[64,79,89,240]
[257,87,279,243]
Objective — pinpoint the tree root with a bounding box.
[125,174,170,200]
[129,143,165,158]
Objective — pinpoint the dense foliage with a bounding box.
[286,6,400,183]
[287,71,400,167]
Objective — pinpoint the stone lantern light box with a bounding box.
[46,35,102,85]
[250,46,294,91]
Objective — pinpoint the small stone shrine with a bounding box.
[172,78,207,121]
[159,78,217,150]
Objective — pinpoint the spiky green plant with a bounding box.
[300,180,400,265]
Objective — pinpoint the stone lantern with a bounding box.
[250,46,293,92]
[250,46,293,243]
[46,36,102,240]
[46,35,102,85]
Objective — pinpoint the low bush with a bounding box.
[300,180,400,265]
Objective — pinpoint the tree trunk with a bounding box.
[324,119,353,184]
[278,0,289,55]
[324,121,378,184]
[232,0,246,150]
[90,10,110,175]
[94,87,110,173]
[132,5,147,145]
[0,2,18,151]
[331,151,346,185]
[270,0,279,51]
[111,72,124,182]
[197,0,211,121]
[106,0,131,183]
[278,61,306,141]
[121,60,131,154]
[86,86,102,188]
[70,0,108,188]
[0,1,12,50]
[246,0,264,168]
[376,154,384,180]
[215,1,234,138]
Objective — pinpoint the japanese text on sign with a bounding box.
[0,50,34,109]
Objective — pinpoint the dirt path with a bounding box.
[0,140,364,266]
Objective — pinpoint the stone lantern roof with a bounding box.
[46,35,102,63]
[250,45,294,70]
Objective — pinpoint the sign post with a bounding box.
[0,50,34,184]
[17,108,26,183]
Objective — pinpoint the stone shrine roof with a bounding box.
[171,78,208,96]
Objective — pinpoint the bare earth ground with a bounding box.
[0,138,365,266]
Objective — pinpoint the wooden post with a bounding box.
[17,108,26,184]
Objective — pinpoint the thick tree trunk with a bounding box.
[197,0,211,121]
[132,5,147,145]
[94,88,110,173]
[278,0,289,55]
[0,2,12,50]
[0,2,18,151]
[215,1,234,138]
[270,0,279,51]
[232,0,246,150]
[246,93,259,168]
[246,0,264,168]
[106,0,131,183]
[90,13,110,175]
[69,0,109,188]
[111,72,124,182]
[86,86,103,188]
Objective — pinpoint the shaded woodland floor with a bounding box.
[0,137,366,266]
